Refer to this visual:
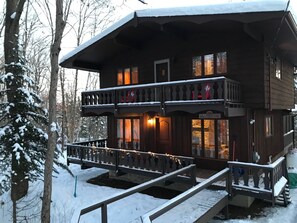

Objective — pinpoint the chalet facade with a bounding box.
[60,1,296,170]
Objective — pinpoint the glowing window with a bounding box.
[192,119,229,160]
[192,52,227,77]
[204,54,214,76]
[117,118,140,150]
[265,116,273,137]
[117,67,138,85]
[192,56,202,77]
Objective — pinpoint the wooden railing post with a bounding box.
[80,146,84,164]
[102,203,108,223]
[270,168,275,206]
[115,150,119,172]
[228,163,233,198]
[190,164,196,186]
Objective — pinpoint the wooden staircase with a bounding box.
[275,184,291,206]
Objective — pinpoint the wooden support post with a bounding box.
[102,204,108,223]
[191,165,197,186]
[115,150,119,172]
[223,205,229,220]
[80,146,84,164]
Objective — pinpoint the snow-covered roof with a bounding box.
[60,0,297,66]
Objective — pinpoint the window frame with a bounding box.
[275,58,282,80]
[192,52,227,77]
[265,116,273,137]
[117,117,140,150]
[191,119,229,160]
[117,66,139,86]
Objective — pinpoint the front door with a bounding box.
[156,117,172,154]
[154,59,170,83]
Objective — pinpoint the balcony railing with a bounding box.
[81,77,242,115]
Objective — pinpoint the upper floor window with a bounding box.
[192,52,227,77]
[117,67,138,85]
[275,58,282,79]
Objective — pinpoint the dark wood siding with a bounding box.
[229,114,251,163]
[171,115,191,156]
[228,42,265,108]
[264,55,295,110]
[100,28,269,109]
[253,110,284,164]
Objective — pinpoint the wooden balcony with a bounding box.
[81,77,245,117]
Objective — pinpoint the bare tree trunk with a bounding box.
[60,68,68,148]
[69,69,78,142]
[4,1,26,222]
[41,1,68,222]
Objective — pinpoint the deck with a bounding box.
[67,140,290,223]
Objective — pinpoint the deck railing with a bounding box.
[228,157,288,205]
[67,143,194,176]
[81,77,242,108]
[73,139,107,147]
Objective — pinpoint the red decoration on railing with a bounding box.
[205,83,211,99]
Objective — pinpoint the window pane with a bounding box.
[192,120,202,156]
[131,67,138,84]
[117,70,123,85]
[218,120,229,159]
[124,68,131,85]
[265,116,272,137]
[204,120,215,158]
[125,119,131,148]
[275,59,281,79]
[204,54,214,76]
[117,119,123,148]
[133,119,140,150]
[192,56,202,77]
[217,52,227,74]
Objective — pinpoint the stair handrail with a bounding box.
[141,168,230,223]
[77,164,196,223]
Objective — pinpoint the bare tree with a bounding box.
[41,0,72,222]
[67,0,113,142]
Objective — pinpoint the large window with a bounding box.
[192,119,229,159]
[192,52,227,77]
[117,118,140,150]
[117,67,138,85]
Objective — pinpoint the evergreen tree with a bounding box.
[0,47,48,198]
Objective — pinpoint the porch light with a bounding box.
[148,117,154,125]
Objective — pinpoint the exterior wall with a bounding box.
[253,109,286,164]
[264,54,295,110]
[99,24,294,170]
[100,29,269,109]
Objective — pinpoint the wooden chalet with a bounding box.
[60,0,296,170]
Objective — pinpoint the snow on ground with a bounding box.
[1,151,297,223]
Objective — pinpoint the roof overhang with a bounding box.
[60,1,297,71]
